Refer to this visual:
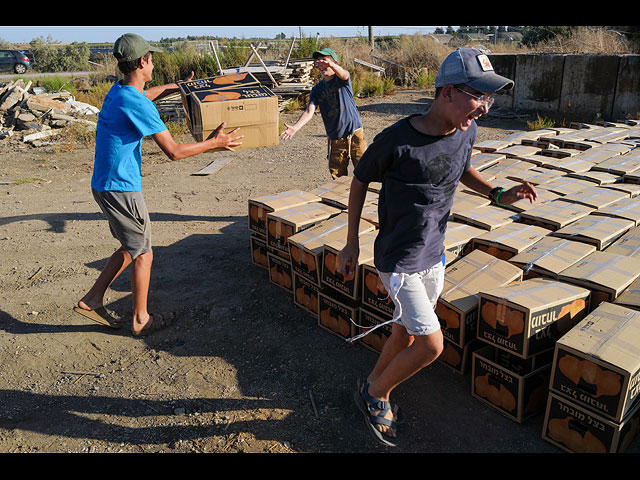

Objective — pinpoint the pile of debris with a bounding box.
[0,79,99,146]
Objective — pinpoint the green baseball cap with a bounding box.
[313,48,339,63]
[113,33,163,62]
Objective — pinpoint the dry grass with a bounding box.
[533,27,637,54]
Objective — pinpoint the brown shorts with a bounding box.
[327,127,367,179]
[92,189,151,260]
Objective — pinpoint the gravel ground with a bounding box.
[1,87,626,454]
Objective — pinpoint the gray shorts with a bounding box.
[92,188,151,260]
[378,261,445,336]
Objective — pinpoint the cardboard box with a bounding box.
[435,249,523,348]
[293,273,322,317]
[443,220,486,261]
[179,74,279,151]
[542,391,640,453]
[288,212,375,286]
[356,307,393,354]
[614,277,640,311]
[503,187,563,213]
[551,214,634,251]
[439,338,483,375]
[307,175,352,197]
[606,224,640,258]
[567,170,623,186]
[518,199,594,231]
[452,204,519,231]
[470,223,551,261]
[248,190,320,236]
[318,290,358,340]
[268,252,293,293]
[509,236,596,280]
[549,302,640,422]
[472,344,552,423]
[543,177,596,196]
[557,251,640,307]
[469,152,505,171]
[557,186,628,210]
[601,182,640,198]
[592,197,640,226]
[361,261,394,318]
[266,202,343,254]
[250,234,269,269]
[321,230,377,300]
[477,278,591,358]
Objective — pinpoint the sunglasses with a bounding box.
[455,86,495,109]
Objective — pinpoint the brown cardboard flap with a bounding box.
[551,214,634,250]
[557,186,628,210]
[558,251,640,297]
[440,249,523,314]
[607,224,640,258]
[519,199,594,230]
[509,236,596,277]
[479,278,591,314]
[472,223,551,256]
[452,204,519,231]
[592,198,640,226]
[557,302,640,376]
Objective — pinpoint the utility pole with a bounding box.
[369,26,374,50]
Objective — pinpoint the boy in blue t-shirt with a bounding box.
[74,33,243,337]
[280,48,366,179]
[338,48,538,447]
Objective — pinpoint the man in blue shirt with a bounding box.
[338,48,537,447]
[280,48,366,179]
[74,33,242,337]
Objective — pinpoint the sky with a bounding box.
[0,26,448,44]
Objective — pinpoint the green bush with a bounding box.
[29,38,90,72]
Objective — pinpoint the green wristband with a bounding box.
[495,188,506,207]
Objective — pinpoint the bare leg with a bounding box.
[78,247,132,311]
[130,250,153,334]
[364,327,444,437]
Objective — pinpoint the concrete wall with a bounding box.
[488,53,640,121]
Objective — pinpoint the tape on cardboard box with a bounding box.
[549,302,640,422]
[509,235,596,279]
[248,190,321,235]
[288,212,375,286]
[557,250,640,306]
[477,278,591,359]
[471,223,550,260]
[436,249,523,348]
[266,202,343,253]
[551,214,634,250]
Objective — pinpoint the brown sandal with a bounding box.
[132,312,177,337]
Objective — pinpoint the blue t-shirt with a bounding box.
[91,80,167,192]
[354,115,476,274]
[309,74,362,140]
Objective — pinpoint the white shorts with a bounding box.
[378,261,445,336]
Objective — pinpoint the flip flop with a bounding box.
[353,378,398,448]
[73,306,121,329]
[132,312,177,338]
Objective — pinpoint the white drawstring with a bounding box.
[346,273,405,343]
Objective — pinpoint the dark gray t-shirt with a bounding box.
[309,75,362,140]
[354,114,476,274]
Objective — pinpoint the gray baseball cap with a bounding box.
[113,33,163,62]
[435,48,514,93]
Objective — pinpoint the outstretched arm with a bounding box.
[152,122,243,161]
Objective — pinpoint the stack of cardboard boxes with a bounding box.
[247,119,640,452]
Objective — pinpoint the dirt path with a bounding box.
[0,88,615,453]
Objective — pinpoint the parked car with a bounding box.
[0,49,32,74]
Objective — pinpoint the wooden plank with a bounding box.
[191,157,233,176]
